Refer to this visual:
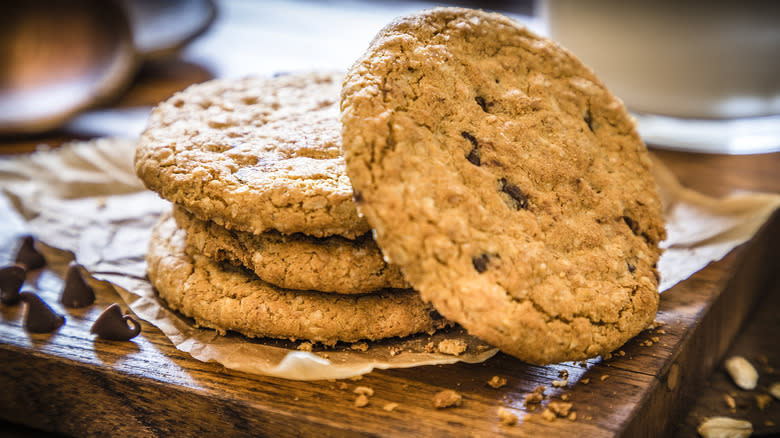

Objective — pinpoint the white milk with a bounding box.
[539,0,780,119]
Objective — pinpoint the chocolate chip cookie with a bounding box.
[135,72,369,238]
[340,8,665,364]
[147,213,448,345]
[172,205,408,294]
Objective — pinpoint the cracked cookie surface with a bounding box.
[172,205,409,294]
[135,72,369,238]
[147,213,449,345]
[340,8,665,364]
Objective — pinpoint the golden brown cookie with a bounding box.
[147,213,448,345]
[135,72,369,239]
[340,8,665,364]
[172,205,408,294]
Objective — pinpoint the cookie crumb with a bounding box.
[551,379,568,388]
[477,344,491,352]
[600,375,610,381]
[558,370,569,379]
[548,401,573,417]
[603,352,613,360]
[581,378,590,385]
[354,386,374,397]
[560,394,569,401]
[433,390,462,409]
[755,394,771,411]
[651,336,660,343]
[297,342,313,352]
[337,382,348,390]
[438,339,467,356]
[350,342,369,352]
[497,407,518,426]
[354,394,369,408]
[524,385,546,406]
[541,408,557,421]
[383,402,399,412]
[424,341,436,353]
[487,375,507,389]
[389,346,403,357]
[618,350,626,357]
[769,382,780,399]
[724,394,736,410]
[568,412,577,421]
[656,329,666,334]
[349,375,363,381]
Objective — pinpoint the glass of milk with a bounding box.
[539,0,780,154]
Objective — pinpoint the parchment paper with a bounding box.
[1,138,778,380]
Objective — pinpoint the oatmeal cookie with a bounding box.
[147,213,448,345]
[340,8,665,363]
[135,72,368,238]
[172,205,408,294]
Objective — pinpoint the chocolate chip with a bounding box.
[353,191,364,203]
[475,96,489,112]
[584,107,594,132]
[0,264,26,305]
[472,254,492,273]
[627,263,636,273]
[622,215,639,235]
[14,235,46,270]
[500,178,529,210]
[20,291,65,333]
[90,303,141,341]
[60,261,95,308]
[461,132,480,166]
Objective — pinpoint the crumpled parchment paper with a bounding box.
[1,138,778,380]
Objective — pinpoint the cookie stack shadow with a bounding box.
[135,72,451,347]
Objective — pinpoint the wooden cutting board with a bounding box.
[1,187,777,437]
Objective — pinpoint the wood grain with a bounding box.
[0,205,776,436]
[1,2,779,435]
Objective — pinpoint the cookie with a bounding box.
[147,213,448,345]
[135,72,369,239]
[172,205,408,294]
[340,8,665,364]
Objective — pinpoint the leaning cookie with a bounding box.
[172,205,409,294]
[147,213,448,345]
[135,72,369,239]
[341,8,665,364]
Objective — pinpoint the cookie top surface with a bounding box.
[172,205,408,294]
[135,72,369,238]
[340,8,666,364]
[147,213,448,345]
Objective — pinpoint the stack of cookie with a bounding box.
[137,7,666,365]
[135,72,450,346]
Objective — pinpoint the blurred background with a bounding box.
[2,0,778,153]
[1,1,779,437]
[0,0,534,140]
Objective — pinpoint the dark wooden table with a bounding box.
[2,2,778,436]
